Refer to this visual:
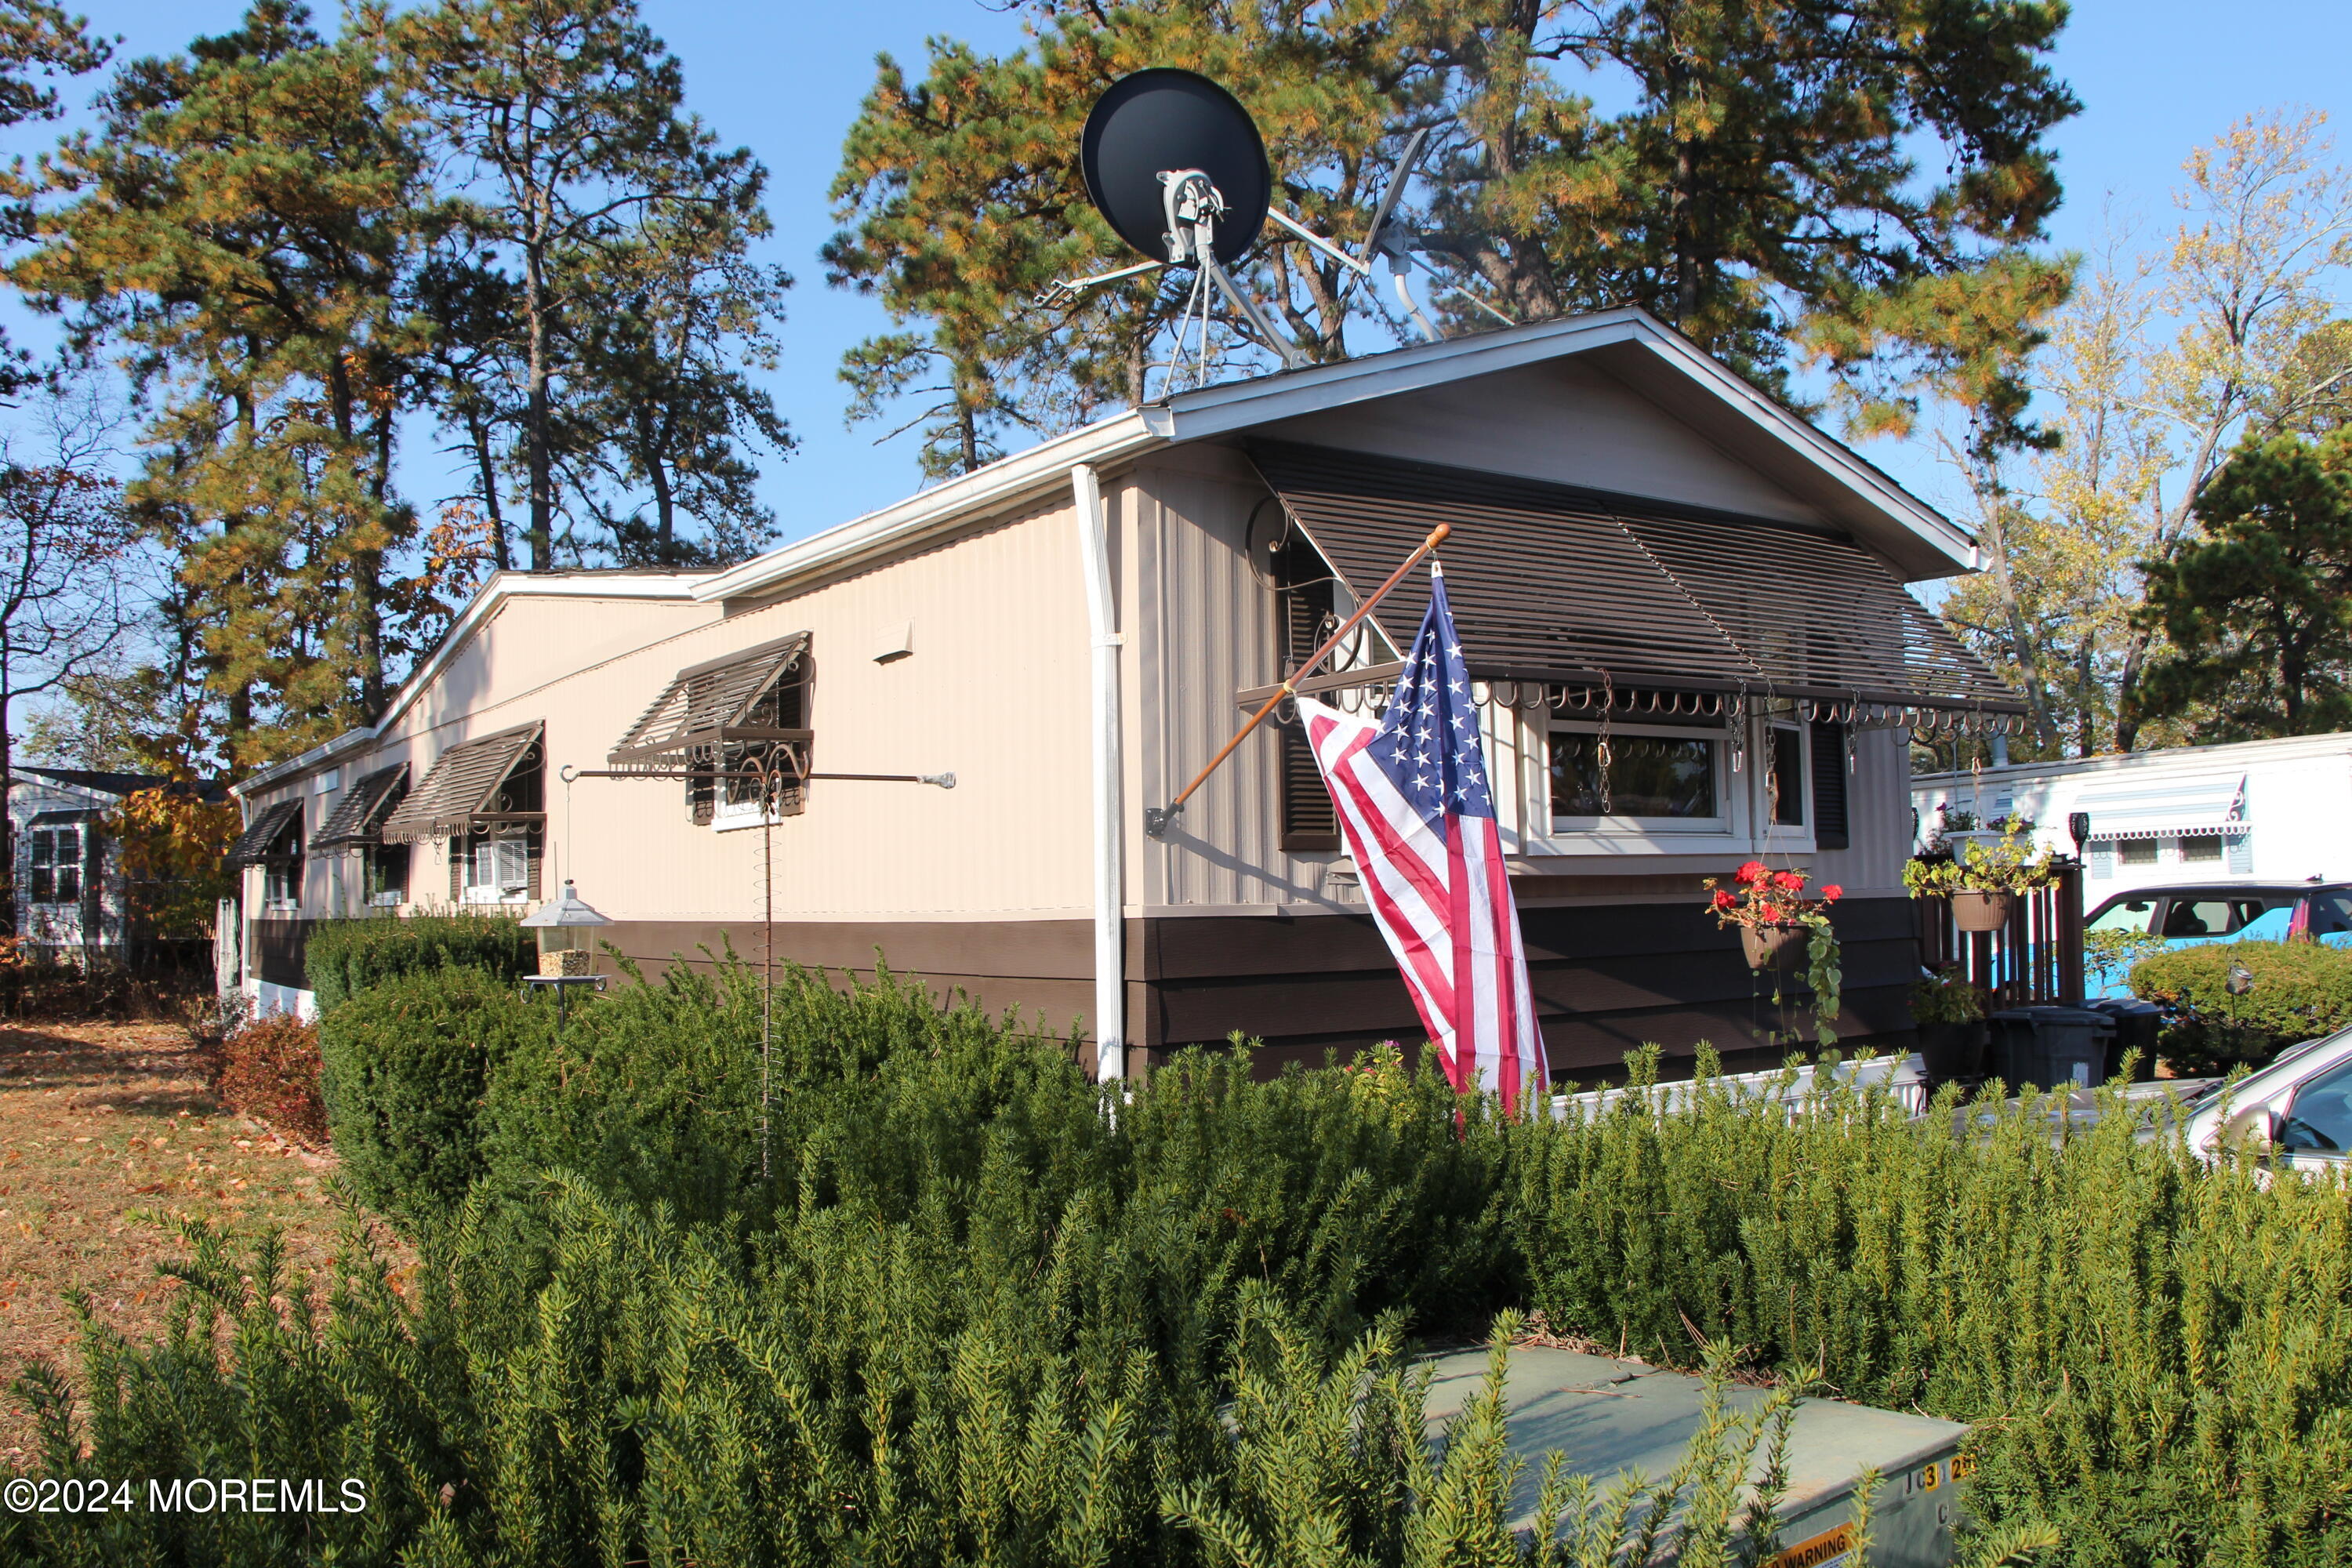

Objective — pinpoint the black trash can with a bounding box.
[1988,1006,2118,1091]
[2088,997,2163,1081]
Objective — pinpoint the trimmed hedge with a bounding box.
[318,965,544,1217]
[2129,938,2352,1071]
[303,911,533,1013]
[13,960,2352,1566]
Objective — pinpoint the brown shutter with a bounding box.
[448,837,464,902]
[688,752,716,825]
[1274,537,1341,851]
[525,828,543,899]
[1810,721,1850,851]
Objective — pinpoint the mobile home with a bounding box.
[227,309,2020,1077]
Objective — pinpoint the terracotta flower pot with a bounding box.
[1951,891,2014,933]
[1740,923,1811,971]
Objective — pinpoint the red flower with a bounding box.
[1820,884,1843,902]
[1711,888,1736,909]
[1737,860,1768,884]
[1773,870,1806,891]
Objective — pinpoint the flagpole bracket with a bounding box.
[1144,804,1180,838]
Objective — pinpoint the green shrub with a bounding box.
[15,962,2352,1566]
[303,911,532,1013]
[1512,1065,2352,1565]
[2129,937,2352,1070]
[319,966,543,1218]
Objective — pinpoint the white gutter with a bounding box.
[1073,463,1125,1082]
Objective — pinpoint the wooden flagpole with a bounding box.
[1145,521,1450,837]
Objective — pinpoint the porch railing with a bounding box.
[1912,859,2086,1008]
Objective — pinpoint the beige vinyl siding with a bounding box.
[1130,447,1362,913]
[361,501,1094,924]
[1260,357,1827,528]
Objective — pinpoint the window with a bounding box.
[2118,838,2159,866]
[609,634,811,830]
[2088,898,2155,935]
[2159,895,2296,938]
[1766,723,1806,828]
[2278,1057,2352,1155]
[2308,892,2352,937]
[465,837,532,902]
[1548,722,1726,827]
[27,826,81,905]
[2178,833,2225,864]
[364,843,409,906]
[710,668,809,823]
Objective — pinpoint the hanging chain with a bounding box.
[1595,670,1615,816]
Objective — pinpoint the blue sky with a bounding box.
[19,0,2352,539]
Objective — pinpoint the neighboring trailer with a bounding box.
[1913,731,2352,907]
[1421,1345,1969,1566]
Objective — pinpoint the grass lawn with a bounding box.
[0,1018,394,1462]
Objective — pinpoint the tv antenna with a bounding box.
[1037,71,1495,395]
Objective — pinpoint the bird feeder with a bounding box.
[521,879,611,977]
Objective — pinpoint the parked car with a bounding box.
[2084,879,2352,996]
[2179,1025,2352,1179]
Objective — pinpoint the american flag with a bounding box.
[1295,563,1548,1111]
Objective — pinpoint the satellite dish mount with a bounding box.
[1040,71,1513,395]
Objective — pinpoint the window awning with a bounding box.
[609,632,811,771]
[2072,775,2248,840]
[1247,441,2024,717]
[226,799,303,867]
[379,724,543,844]
[314,764,410,850]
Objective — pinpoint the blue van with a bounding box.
[2085,880,2352,996]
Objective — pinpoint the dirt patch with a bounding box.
[0,1019,395,1464]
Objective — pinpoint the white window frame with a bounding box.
[1524,709,1818,855]
[1536,715,1740,848]
[463,837,532,905]
[27,825,82,906]
[1755,717,1817,851]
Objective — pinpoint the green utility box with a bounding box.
[1420,1345,1970,1566]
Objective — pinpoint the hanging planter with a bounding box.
[1951,890,2015,932]
[1704,862,1844,1047]
[1740,922,1811,971]
[1905,819,2056,933]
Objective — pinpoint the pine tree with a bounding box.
[2135,427,2352,740]
[385,0,779,570]
[828,0,2078,471]
[13,2,437,768]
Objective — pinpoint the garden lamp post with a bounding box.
[521,879,612,1024]
[2068,811,2092,858]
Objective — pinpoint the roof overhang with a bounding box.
[697,307,1976,607]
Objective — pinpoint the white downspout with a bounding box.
[1073,463,1125,1081]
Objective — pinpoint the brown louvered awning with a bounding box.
[1247,441,2023,714]
[379,724,543,844]
[314,764,409,849]
[609,632,811,771]
[226,799,303,867]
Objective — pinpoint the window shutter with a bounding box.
[448,837,464,902]
[526,829,543,899]
[1809,721,1850,851]
[688,750,716,826]
[2089,844,2114,880]
[1275,538,1340,851]
[2227,831,2253,873]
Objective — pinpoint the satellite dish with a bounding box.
[1080,69,1269,267]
